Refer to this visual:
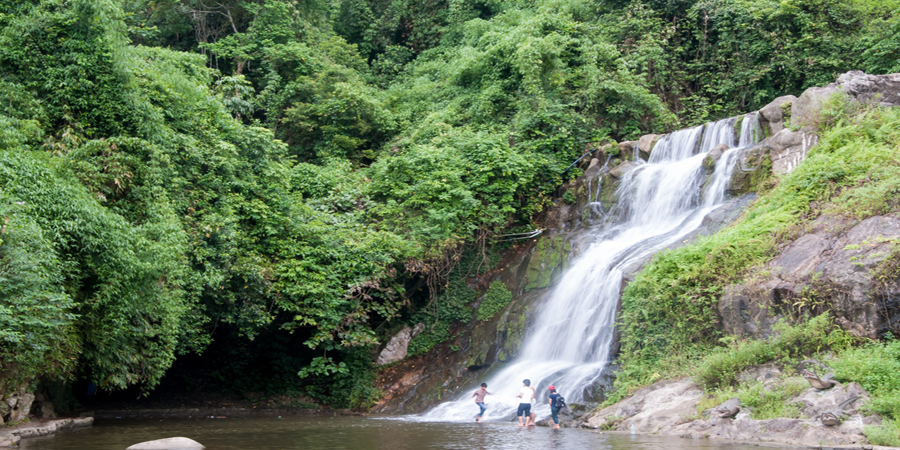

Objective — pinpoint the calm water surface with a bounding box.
[21,416,782,450]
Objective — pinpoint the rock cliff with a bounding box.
[372,71,900,424]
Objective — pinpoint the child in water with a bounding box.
[471,383,491,422]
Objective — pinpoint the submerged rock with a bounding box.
[126,437,205,450]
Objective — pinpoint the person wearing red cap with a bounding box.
[548,386,562,429]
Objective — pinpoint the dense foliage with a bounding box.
[1,0,899,408]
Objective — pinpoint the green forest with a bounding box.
[1,0,899,412]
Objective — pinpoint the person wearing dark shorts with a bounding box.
[471,383,492,422]
[515,379,534,427]
[548,386,562,429]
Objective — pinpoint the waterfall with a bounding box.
[416,114,762,423]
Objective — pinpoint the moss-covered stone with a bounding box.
[730,147,772,195]
[497,309,527,362]
[524,235,571,291]
[600,173,619,205]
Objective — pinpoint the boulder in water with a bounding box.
[126,437,205,449]
[702,143,730,172]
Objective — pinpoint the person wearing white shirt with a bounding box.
[515,379,535,427]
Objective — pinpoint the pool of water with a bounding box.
[20,416,783,450]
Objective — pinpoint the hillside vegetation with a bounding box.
[1,0,899,410]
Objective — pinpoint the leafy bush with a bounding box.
[865,417,900,447]
[833,341,900,410]
[304,347,382,410]
[833,340,900,446]
[696,315,851,389]
[477,281,513,322]
[407,321,452,358]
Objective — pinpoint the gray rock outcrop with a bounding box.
[4,391,34,424]
[608,160,635,179]
[753,71,900,175]
[718,215,900,339]
[581,372,879,447]
[126,437,205,450]
[758,95,796,135]
[375,323,425,366]
[638,134,660,160]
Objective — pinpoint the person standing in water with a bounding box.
[516,379,535,427]
[471,383,492,422]
[547,386,562,429]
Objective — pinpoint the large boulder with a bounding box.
[581,378,702,433]
[754,72,900,174]
[702,143,730,172]
[608,160,635,179]
[728,144,771,193]
[6,392,34,423]
[126,437,205,450]
[637,134,660,160]
[791,71,900,130]
[616,140,638,158]
[834,70,900,107]
[758,95,797,136]
[718,215,900,339]
[375,323,425,366]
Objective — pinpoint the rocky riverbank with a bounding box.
[0,417,93,447]
[578,367,894,448]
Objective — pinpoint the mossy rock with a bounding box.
[524,235,571,291]
[730,147,772,195]
[497,309,527,362]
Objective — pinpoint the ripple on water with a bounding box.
[19,416,780,450]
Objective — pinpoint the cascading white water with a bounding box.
[416,113,761,423]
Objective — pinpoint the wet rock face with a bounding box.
[524,235,571,291]
[702,143,730,173]
[637,134,660,160]
[718,215,900,339]
[608,160,635,179]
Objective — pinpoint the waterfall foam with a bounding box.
[415,114,762,423]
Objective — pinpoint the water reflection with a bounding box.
[21,416,775,450]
